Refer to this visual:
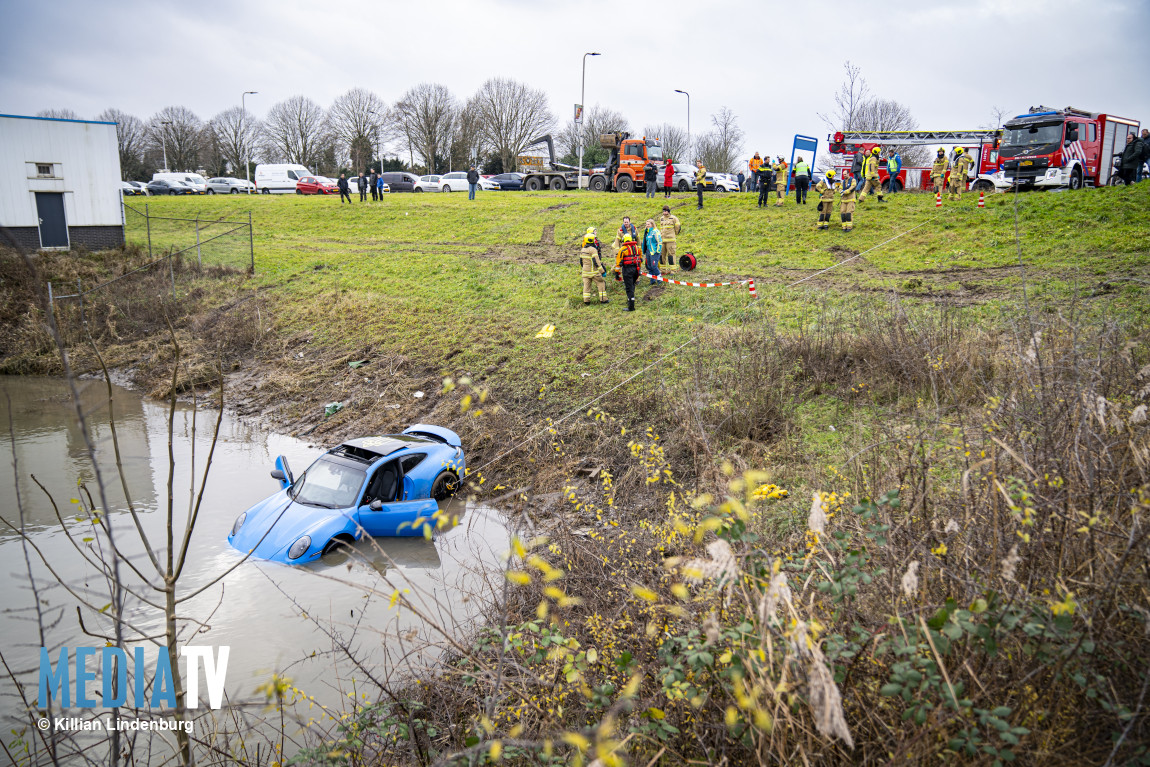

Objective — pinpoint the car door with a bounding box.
[356,458,438,537]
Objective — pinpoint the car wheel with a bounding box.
[442,185,452,192]
[550,177,566,191]
[617,176,634,193]
[414,187,423,193]
[589,176,607,192]
[207,189,215,195]
[296,188,303,194]
[169,190,177,196]
[261,188,269,194]
[322,534,355,556]
[1069,167,1083,190]
[973,179,993,192]
[431,471,459,501]
[717,186,728,193]
[230,188,239,194]
[678,180,689,192]
[525,177,543,191]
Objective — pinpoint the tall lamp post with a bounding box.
[578,51,601,190]
[674,90,690,160]
[242,91,257,193]
[160,120,173,171]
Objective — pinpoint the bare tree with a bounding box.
[263,95,329,169]
[391,83,458,173]
[97,108,148,179]
[37,108,80,120]
[148,106,204,171]
[817,60,871,133]
[982,105,1011,130]
[471,77,556,173]
[695,107,744,173]
[556,104,631,165]
[328,87,388,172]
[207,106,261,176]
[452,97,486,171]
[644,123,690,164]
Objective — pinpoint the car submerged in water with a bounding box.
[228,425,465,565]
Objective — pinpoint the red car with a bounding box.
[295,176,336,195]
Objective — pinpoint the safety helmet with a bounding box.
[955,147,965,155]
[622,234,634,243]
[826,169,835,178]
[871,147,880,155]
[585,226,597,235]
[937,147,946,155]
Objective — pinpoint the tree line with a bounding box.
[36,79,747,180]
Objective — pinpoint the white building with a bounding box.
[0,113,124,251]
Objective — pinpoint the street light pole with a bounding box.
[242,91,257,194]
[160,120,173,171]
[578,51,601,191]
[674,90,690,160]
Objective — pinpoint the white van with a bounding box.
[152,172,208,194]
[254,164,312,194]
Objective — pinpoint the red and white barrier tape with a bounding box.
[642,271,757,298]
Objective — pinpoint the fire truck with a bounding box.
[588,132,664,192]
[828,130,1002,192]
[994,106,1140,189]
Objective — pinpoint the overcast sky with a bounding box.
[3,0,1148,166]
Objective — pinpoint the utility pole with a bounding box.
[674,90,690,160]
[578,52,601,190]
[160,120,173,171]
[242,91,257,193]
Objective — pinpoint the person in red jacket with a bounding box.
[663,160,675,198]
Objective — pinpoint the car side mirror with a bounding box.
[370,500,383,511]
[270,469,286,481]
[1066,128,1078,142]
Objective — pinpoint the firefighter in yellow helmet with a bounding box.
[839,171,857,231]
[859,146,885,203]
[579,227,607,305]
[949,147,973,200]
[931,148,949,199]
[814,169,838,230]
[773,155,788,206]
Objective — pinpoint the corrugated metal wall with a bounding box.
[0,115,122,228]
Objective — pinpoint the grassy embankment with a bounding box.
[3,186,1150,764]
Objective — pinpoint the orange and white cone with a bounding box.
[977,190,985,208]
[935,191,942,208]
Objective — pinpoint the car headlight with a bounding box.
[230,512,246,537]
[287,535,311,560]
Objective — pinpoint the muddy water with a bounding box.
[0,375,508,735]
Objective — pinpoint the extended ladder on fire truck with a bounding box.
[828,129,1000,150]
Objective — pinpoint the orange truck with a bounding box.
[588,131,664,192]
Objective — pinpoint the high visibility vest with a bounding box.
[618,241,642,268]
[795,161,809,177]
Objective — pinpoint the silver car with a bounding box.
[207,177,256,194]
[669,163,698,192]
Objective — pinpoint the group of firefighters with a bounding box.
[575,146,981,306]
[577,205,682,311]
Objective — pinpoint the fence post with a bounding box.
[47,281,53,318]
[169,248,176,299]
[77,278,85,327]
[248,211,254,273]
[195,214,202,268]
[146,203,152,257]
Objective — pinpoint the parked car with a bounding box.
[126,180,150,195]
[227,425,465,564]
[414,175,442,192]
[707,173,739,192]
[668,163,698,191]
[146,179,196,196]
[152,172,208,193]
[380,172,419,193]
[120,181,144,196]
[255,163,312,193]
[207,177,255,194]
[490,172,525,191]
[439,171,498,192]
[295,175,337,195]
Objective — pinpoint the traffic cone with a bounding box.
[935,191,942,208]
[977,190,985,208]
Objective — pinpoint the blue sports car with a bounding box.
[228,425,465,565]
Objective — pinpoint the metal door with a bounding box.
[35,193,69,249]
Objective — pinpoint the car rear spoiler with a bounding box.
[402,424,462,447]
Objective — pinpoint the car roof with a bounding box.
[336,434,434,461]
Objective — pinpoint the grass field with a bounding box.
[123,185,1150,413]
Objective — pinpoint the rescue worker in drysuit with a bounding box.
[772,156,788,206]
[614,233,643,312]
[579,227,608,306]
[931,148,949,199]
[814,169,839,230]
[860,147,885,203]
[839,171,857,231]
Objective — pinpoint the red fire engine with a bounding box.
[997,106,1139,189]
[828,130,1002,192]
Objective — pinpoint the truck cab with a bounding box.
[997,106,1139,189]
[590,133,664,192]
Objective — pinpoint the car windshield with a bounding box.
[1002,123,1062,148]
[290,457,365,509]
